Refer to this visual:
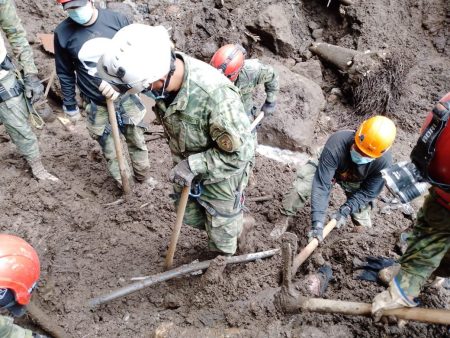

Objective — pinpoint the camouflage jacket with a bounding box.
[234,59,279,114]
[0,315,33,338]
[0,0,38,75]
[151,52,255,181]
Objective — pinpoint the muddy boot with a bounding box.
[378,264,401,286]
[28,158,59,182]
[270,215,292,239]
[35,102,56,123]
[238,215,256,253]
[135,175,158,191]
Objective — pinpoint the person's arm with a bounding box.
[0,315,34,338]
[0,0,38,75]
[257,62,279,104]
[188,87,255,180]
[54,32,77,109]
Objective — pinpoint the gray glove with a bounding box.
[261,100,276,116]
[308,221,324,242]
[332,205,351,228]
[24,74,44,103]
[169,159,195,186]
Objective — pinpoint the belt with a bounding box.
[0,81,23,103]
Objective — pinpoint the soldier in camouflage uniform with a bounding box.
[96,24,255,255]
[0,0,58,181]
[210,44,279,119]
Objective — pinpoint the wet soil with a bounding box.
[1,0,449,337]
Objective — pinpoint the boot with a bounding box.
[35,102,56,123]
[237,215,256,253]
[28,158,59,182]
[270,214,292,239]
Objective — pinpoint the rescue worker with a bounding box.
[210,44,279,120]
[95,24,255,255]
[271,116,396,240]
[0,0,58,181]
[372,93,450,318]
[54,0,152,187]
[0,234,47,337]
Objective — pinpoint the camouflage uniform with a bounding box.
[235,59,279,118]
[395,188,450,298]
[84,96,149,183]
[281,148,372,227]
[0,315,33,338]
[151,53,255,255]
[0,0,40,161]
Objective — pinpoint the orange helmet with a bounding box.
[210,44,246,82]
[0,234,40,306]
[354,115,396,158]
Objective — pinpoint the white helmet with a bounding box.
[97,24,172,93]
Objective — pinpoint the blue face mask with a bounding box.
[68,4,94,25]
[350,148,375,165]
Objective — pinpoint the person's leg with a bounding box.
[123,125,150,182]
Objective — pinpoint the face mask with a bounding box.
[350,148,375,165]
[68,4,94,25]
[149,78,169,100]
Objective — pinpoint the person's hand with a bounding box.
[169,159,195,186]
[332,205,351,228]
[99,80,120,101]
[62,105,81,122]
[372,280,417,321]
[24,74,44,103]
[308,221,324,243]
[261,100,276,116]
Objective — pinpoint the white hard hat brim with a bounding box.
[96,55,128,85]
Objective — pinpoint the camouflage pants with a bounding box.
[0,71,39,161]
[0,315,33,338]
[173,166,250,255]
[396,190,450,298]
[281,156,372,227]
[85,96,150,184]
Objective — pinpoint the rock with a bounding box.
[163,293,181,309]
[312,29,323,40]
[308,21,320,30]
[291,60,323,86]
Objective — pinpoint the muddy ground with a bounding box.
[0,0,449,337]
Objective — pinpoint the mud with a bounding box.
[1,0,449,337]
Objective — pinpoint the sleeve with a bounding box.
[188,87,255,180]
[255,62,279,103]
[0,0,38,75]
[54,31,77,108]
[311,146,339,224]
[0,315,33,338]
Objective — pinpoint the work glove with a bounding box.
[261,100,276,116]
[308,221,324,243]
[372,279,418,321]
[99,80,120,101]
[24,73,44,103]
[169,159,195,187]
[332,205,351,229]
[62,104,81,123]
[32,334,49,338]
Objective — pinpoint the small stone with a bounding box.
[312,29,323,40]
[308,21,320,30]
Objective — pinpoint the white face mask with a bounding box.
[68,3,94,25]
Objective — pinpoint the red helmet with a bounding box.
[0,234,40,305]
[423,92,450,186]
[210,44,246,82]
[56,0,72,4]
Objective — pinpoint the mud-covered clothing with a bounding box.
[281,150,373,228]
[234,59,279,117]
[0,0,38,76]
[0,315,33,338]
[54,9,130,108]
[310,130,391,225]
[395,189,450,298]
[151,52,255,254]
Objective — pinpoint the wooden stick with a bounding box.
[292,219,337,274]
[27,301,68,338]
[246,195,273,203]
[106,99,131,195]
[248,111,264,132]
[299,297,450,325]
[44,69,56,99]
[164,185,190,269]
[88,248,279,307]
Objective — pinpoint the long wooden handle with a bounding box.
[248,111,264,132]
[292,219,337,274]
[106,99,131,195]
[301,298,450,325]
[164,185,190,269]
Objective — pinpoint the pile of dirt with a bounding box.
[0,0,448,337]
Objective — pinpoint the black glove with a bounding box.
[332,205,351,228]
[24,74,44,103]
[261,100,276,116]
[169,159,195,186]
[308,221,324,242]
